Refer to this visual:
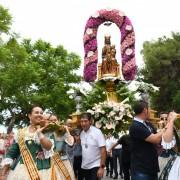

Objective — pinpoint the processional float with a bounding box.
[43,8,179,133]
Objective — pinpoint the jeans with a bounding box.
[73,156,83,180]
[105,154,113,176]
[131,171,158,180]
[112,149,123,176]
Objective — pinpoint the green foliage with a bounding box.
[82,81,135,111]
[0,38,81,131]
[0,5,12,34]
[140,32,180,112]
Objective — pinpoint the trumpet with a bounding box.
[39,119,74,134]
[177,114,180,119]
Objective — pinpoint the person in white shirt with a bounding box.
[111,136,123,179]
[80,112,106,180]
[105,134,113,178]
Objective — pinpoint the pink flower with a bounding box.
[83,9,136,81]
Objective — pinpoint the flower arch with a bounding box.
[83,9,137,82]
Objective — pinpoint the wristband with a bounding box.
[100,164,105,168]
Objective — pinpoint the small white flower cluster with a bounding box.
[87,98,133,132]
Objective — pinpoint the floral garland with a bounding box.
[83,9,137,82]
[87,98,133,134]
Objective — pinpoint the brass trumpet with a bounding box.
[40,119,74,134]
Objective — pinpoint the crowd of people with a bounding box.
[0,101,179,180]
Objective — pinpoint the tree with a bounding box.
[0,4,81,132]
[0,38,81,132]
[0,5,12,34]
[140,32,180,112]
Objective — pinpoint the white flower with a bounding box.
[119,113,124,120]
[106,123,113,129]
[115,116,121,121]
[119,10,125,17]
[91,11,99,18]
[87,109,94,115]
[125,25,132,31]
[119,106,125,112]
[127,112,133,118]
[95,121,102,128]
[69,95,73,99]
[87,51,94,57]
[125,48,133,55]
[101,110,105,114]
[113,106,119,112]
[86,28,93,35]
[109,111,116,117]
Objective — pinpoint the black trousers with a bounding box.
[82,167,100,180]
[73,156,83,180]
[105,154,113,175]
[112,149,123,176]
[122,161,130,180]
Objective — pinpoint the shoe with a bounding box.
[113,175,118,179]
[120,174,123,178]
[106,171,109,176]
[110,174,113,178]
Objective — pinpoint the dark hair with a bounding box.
[80,112,92,121]
[133,100,149,115]
[27,104,44,115]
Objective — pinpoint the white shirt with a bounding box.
[80,126,105,169]
[111,136,122,149]
[106,137,113,152]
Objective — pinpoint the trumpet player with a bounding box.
[43,113,75,180]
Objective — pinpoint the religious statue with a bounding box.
[101,35,119,76]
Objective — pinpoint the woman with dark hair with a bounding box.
[159,112,179,180]
[43,113,75,179]
[0,105,74,180]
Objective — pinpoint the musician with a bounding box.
[0,106,75,180]
[159,112,179,180]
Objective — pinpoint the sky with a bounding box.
[1,0,180,71]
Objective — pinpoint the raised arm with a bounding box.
[162,112,177,143]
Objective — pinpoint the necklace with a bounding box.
[85,133,88,149]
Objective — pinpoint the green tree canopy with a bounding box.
[0,38,81,132]
[140,32,180,112]
[0,5,12,34]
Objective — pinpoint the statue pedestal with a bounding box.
[98,63,120,80]
[105,81,118,103]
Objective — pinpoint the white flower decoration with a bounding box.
[95,121,102,128]
[86,28,93,35]
[91,12,100,18]
[106,123,113,129]
[119,11,125,17]
[109,111,116,117]
[87,51,94,57]
[125,25,132,31]
[88,98,133,132]
[87,109,95,115]
[125,48,133,55]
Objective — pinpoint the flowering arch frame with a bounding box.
[83,9,137,82]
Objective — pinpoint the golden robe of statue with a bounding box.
[101,36,118,75]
